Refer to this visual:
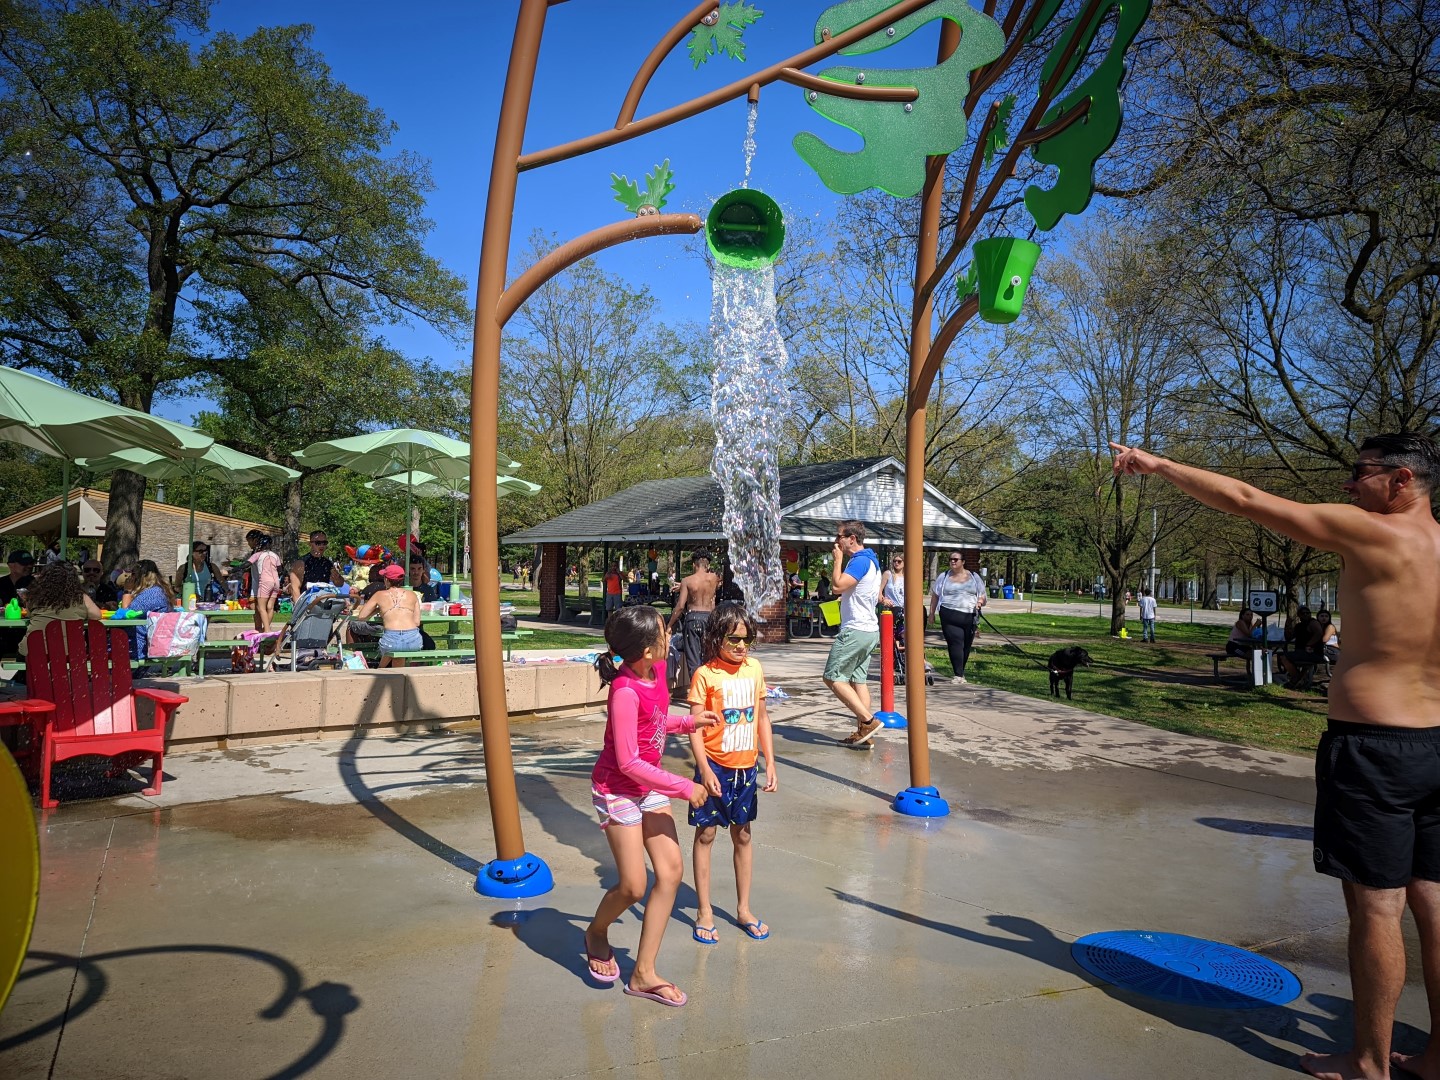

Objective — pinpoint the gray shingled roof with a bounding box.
[503,457,1035,551]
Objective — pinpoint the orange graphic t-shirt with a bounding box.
[688,655,764,769]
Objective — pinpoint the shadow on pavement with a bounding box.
[1196,817,1314,842]
[4,944,358,1080]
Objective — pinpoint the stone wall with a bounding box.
[135,663,606,749]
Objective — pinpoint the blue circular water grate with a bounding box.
[1071,931,1301,1009]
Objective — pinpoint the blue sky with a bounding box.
[163,0,939,425]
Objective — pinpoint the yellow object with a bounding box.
[0,748,39,1013]
[819,600,841,627]
[1119,628,1129,639]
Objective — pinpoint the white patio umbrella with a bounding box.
[0,367,214,557]
[366,470,540,579]
[295,428,521,563]
[78,445,299,593]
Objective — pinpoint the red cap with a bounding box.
[379,564,406,581]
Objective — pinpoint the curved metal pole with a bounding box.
[497,214,704,326]
[903,18,962,796]
[470,0,551,869]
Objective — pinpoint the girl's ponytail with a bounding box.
[595,606,666,685]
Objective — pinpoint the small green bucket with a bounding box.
[707,189,785,269]
[973,237,1041,324]
[819,599,841,627]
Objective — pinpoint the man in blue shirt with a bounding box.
[826,520,884,747]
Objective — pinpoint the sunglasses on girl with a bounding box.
[724,634,754,646]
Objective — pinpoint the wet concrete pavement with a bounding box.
[1,637,1426,1079]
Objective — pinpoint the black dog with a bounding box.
[1048,646,1094,699]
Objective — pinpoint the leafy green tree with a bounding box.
[0,0,468,567]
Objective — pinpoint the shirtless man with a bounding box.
[350,563,422,668]
[667,551,718,691]
[1112,433,1440,1080]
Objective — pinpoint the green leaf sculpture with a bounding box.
[611,159,676,217]
[1024,0,1152,231]
[793,0,1005,198]
[688,3,764,68]
[983,94,1017,166]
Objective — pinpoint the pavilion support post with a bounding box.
[895,20,961,820]
[468,0,554,898]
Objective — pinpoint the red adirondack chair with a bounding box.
[26,620,187,809]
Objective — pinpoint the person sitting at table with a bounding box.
[0,549,36,658]
[1225,607,1258,657]
[816,574,834,602]
[82,559,121,606]
[1276,606,1326,687]
[350,563,422,667]
[119,560,175,660]
[1316,608,1340,663]
[15,561,104,682]
[285,532,344,610]
[344,564,387,645]
[407,556,439,603]
[173,541,226,601]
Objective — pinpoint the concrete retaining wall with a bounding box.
[136,662,606,749]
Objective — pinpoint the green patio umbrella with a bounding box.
[366,469,541,579]
[0,367,214,557]
[78,445,300,596]
[295,429,521,564]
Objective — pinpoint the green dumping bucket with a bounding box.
[972,237,1041,324]
[707,189,785,269]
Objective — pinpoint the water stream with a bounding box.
[709,262,791,617]
[741,101,758,188]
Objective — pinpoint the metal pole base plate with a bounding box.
[893,785,951,818]
[475,852,555,898]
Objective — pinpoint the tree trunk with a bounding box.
[1109,582,1127,635]
[576,546,591,598]
[102,468,147,573]
[1201,549,1219,609]
[283,477,303,561]
[531,544,543,596]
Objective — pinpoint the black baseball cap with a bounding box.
[7,550,34,565]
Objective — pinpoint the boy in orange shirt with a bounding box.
[687,602,778,943]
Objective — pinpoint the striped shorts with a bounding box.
[591,787,671,828]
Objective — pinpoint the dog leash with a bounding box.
[977,612,1054,670]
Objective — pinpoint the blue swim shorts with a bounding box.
[688,763,758,828]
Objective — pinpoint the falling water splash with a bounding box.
[710,262,791,618]
[741,101,758,188]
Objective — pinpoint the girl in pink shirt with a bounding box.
[587,605,718,1007]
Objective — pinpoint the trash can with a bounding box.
[988,587,999,598]
[437,582,451,601]
[1003,585,1014,600]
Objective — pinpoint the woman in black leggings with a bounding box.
[928,551,987,684]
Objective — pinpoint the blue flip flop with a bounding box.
[739,919,770,941]
[692,924,719,945]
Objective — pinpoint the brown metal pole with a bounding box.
[903,18,963,794]
[470,0,550,867]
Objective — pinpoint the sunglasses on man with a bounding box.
[1347,462,1417,482]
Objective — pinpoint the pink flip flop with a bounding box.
[585,948,619,984]
[624,982,687,1007]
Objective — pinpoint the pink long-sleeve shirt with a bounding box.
[590,660,696,799]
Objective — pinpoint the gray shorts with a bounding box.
[380,628,422,656]
[824,626,880,683]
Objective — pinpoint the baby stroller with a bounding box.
[891,611,935,687]
[264,588,351,672]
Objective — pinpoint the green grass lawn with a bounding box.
[927,612,1328,756]
[511,628,603,651]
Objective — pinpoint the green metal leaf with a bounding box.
[793,0,1005,198]
[984,94,1017,166]
[1025,0,1152,231]
[642,159,676,213]
[689,2,764,68]
[956,260,979,300]
[610,172,646,214]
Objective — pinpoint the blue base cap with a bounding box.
[873,710,908,729]
[475,852,554,898]
[893,785,950,818]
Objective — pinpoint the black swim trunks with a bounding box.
[1314,720,1440,888]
